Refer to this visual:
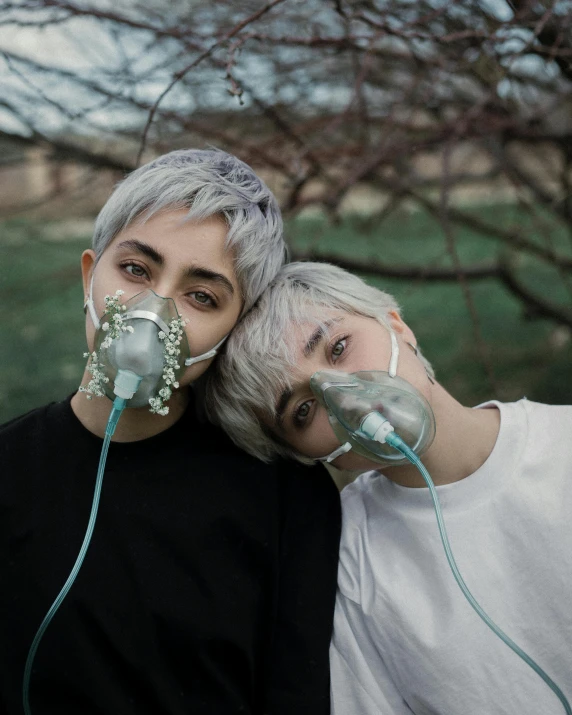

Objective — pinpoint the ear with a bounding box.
[387,310,417,345]
[81,250,96,300]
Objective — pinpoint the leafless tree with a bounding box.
[1,0,572,388]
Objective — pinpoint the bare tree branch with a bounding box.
[0,0,570,337]
[135,0,288,165]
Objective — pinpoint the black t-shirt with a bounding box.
[0,395,341,715]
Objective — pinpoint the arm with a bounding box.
[331,591,415,715]
[264,464,341,715]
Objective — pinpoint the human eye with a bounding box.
[292,399,314,429]
[120,261,149,280]
[187,290,218,308]
[330,335,349,362]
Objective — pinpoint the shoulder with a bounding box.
[0,401,55,440]
[266,461,342,555]
[518,397,572,422]
[271,460,342,534]
[496,398,572,442]
[474,399,572,489]
[336,471,378,601]
[0,402,58,472]
[0,398,72,462]
[340,470,378,515]
[275,458,341,496]
[477,398,572,448]
[188,415,341,517]
[191,420,337,503]
[517,398,572,456]
[480,397,572,424]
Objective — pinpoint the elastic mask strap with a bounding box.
[184,334,228,367]
[315,441,352,464]
[375,317,399,377]
[388,328,399,378]
[84,273,101,331]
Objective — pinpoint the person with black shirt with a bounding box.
[0,150,341,715]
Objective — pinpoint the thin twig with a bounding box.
[440,140,499,394]
[135,0,287,166]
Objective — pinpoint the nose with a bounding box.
[310,369,356,406]
[149,282,174,301]
[145,284,186,319]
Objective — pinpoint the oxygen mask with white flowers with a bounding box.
[81,288,190,413]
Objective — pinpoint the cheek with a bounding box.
[396,350,433,399]
[180,299,241,349]
[183,320,224,359]
[350,345,393,373]
[179,356,213,385]
[91,272,130,318]
[293,410,341,459]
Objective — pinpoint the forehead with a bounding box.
[109,209,234,267]
[284,309,344,352]
[280,309,389,380]
[285,307,382,350]
[289,314,342,351]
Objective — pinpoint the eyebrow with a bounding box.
[274,318,342,427]
[116,239,235,297]
[184,266,235,297]
[117,239,163,265]
[274,387,293,428]
[304,322,331,357]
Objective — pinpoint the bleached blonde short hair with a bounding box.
[205,261,434,463]
[93,149,285,314]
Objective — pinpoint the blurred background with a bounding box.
[1,0,571,424]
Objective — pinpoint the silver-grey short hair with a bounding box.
[93,149,286,313]
[205,261,435,463]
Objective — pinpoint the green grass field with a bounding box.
[1,206,571,425]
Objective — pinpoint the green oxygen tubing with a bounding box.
[368,425,572,715]
[22,396,127,715]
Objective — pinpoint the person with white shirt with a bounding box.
[205,260,572,715]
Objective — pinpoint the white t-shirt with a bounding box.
[331,399,572,715]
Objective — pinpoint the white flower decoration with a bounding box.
[80,290,187,417]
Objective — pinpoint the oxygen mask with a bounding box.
[82,289,190,412]
[311,369,436,466]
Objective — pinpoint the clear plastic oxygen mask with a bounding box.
[93,289,191,408]
[84,282,226,412]
[311,369,436,466]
